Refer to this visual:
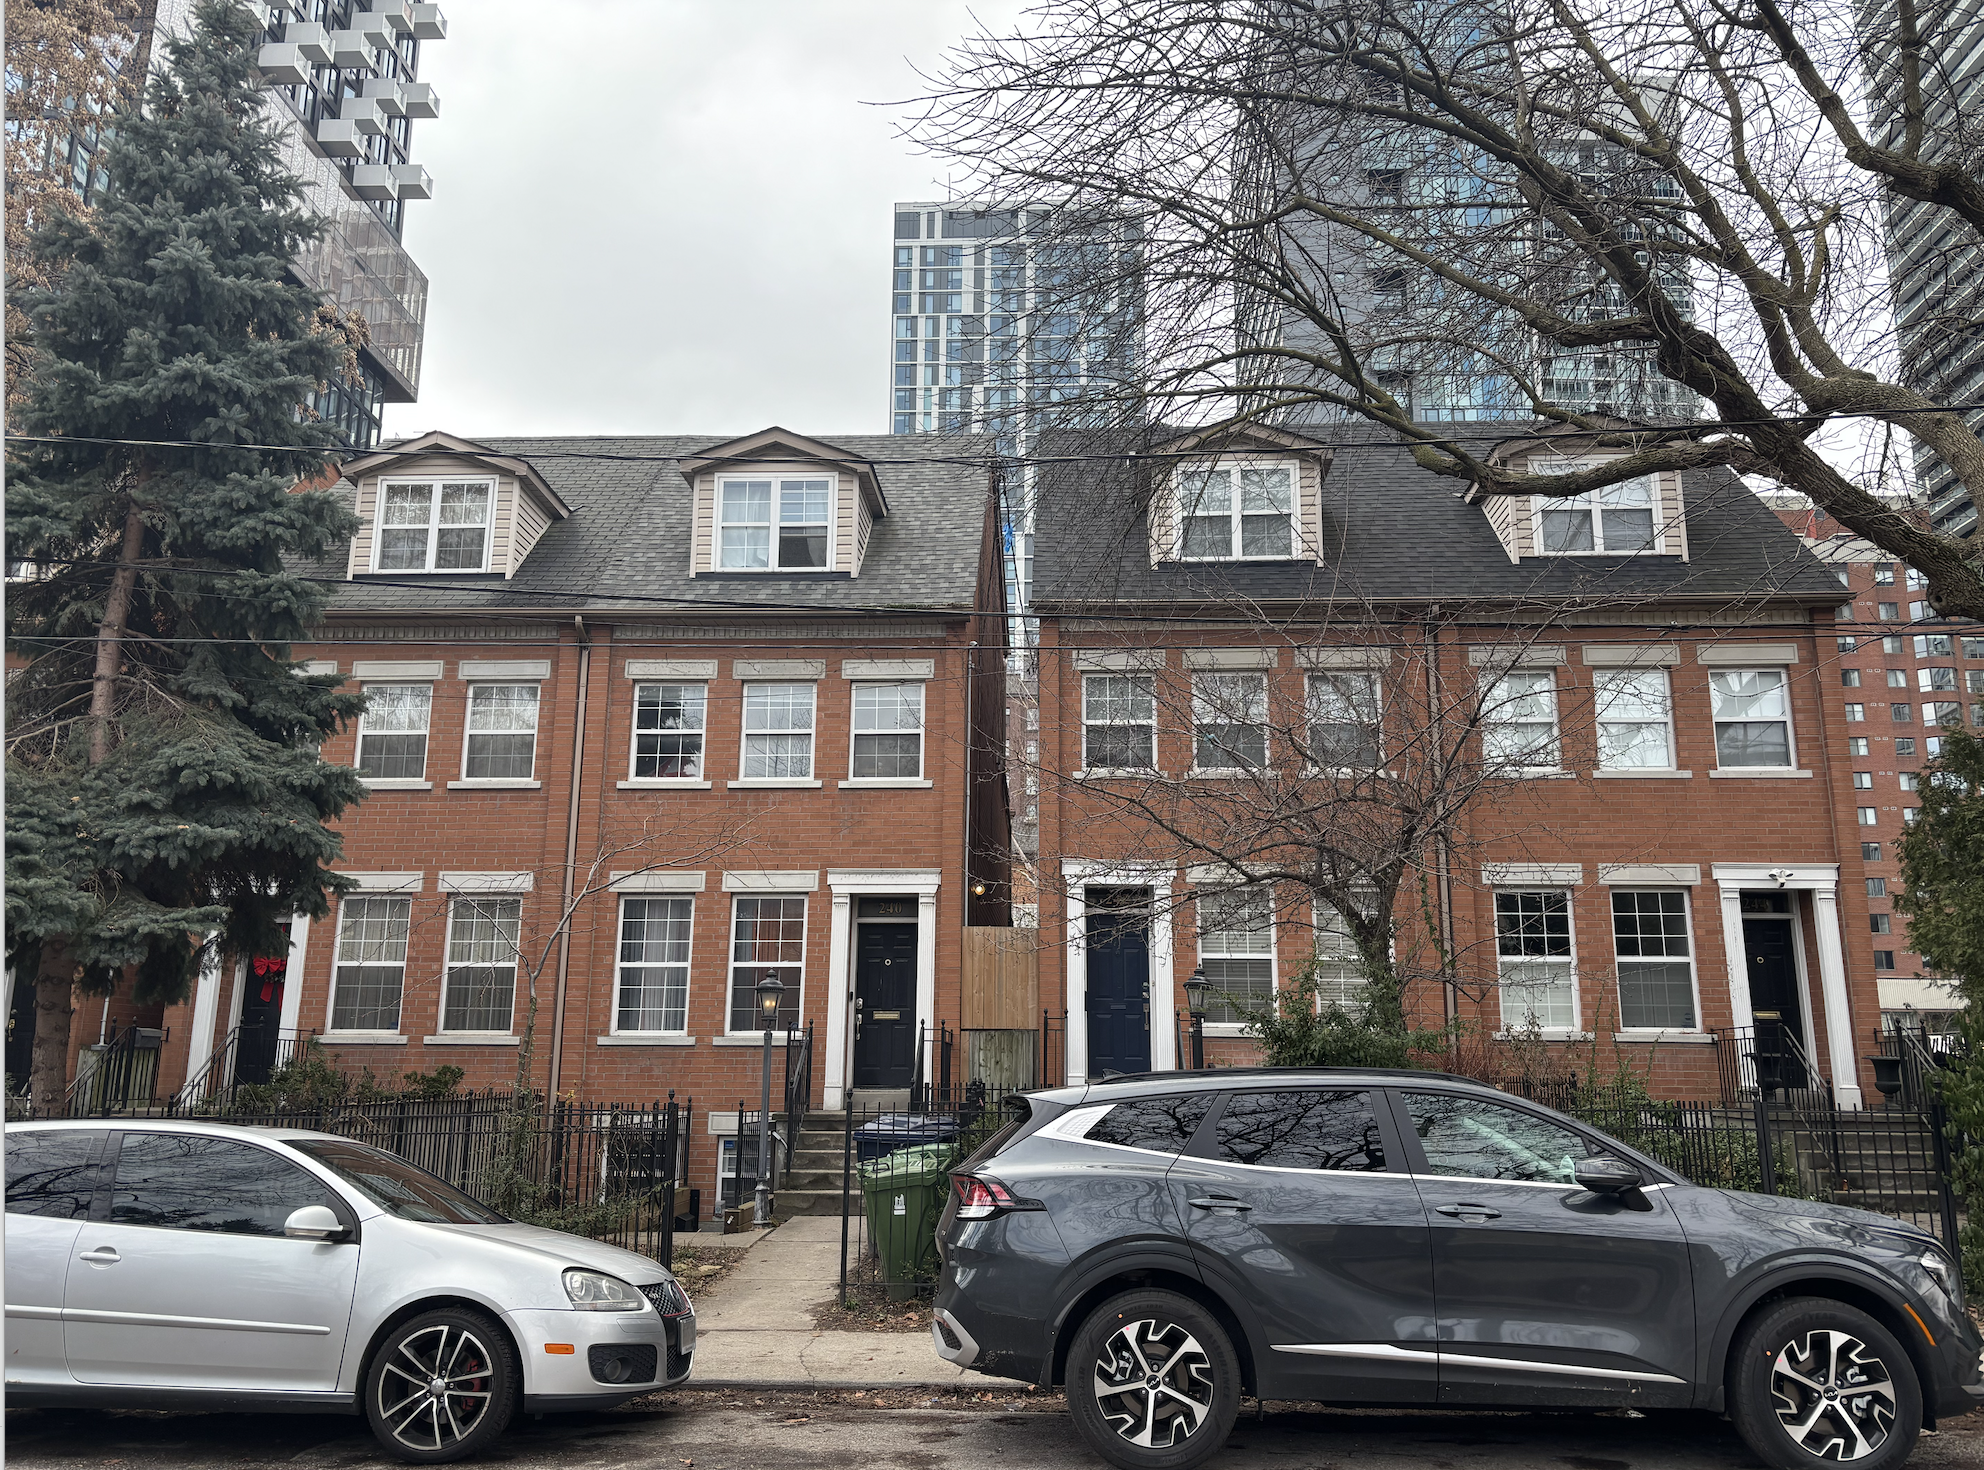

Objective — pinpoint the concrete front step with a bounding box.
[777,1186,853,1217]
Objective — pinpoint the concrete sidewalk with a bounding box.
[686,1216,1026,1389]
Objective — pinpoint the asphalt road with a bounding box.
[8,1390,1983,1470]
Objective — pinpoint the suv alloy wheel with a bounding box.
[1067,1289,1240,1470]
[1728,1297,1923,1470]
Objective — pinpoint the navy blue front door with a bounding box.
[1086,890,1151,1077]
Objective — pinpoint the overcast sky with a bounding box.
[379,0,1027,442]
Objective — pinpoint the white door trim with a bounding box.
[1059,862,1175,1083]
[823,869,941,1110]
[1710,866,1859,1108]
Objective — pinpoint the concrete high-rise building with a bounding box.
[1870,0,1984,539]
[66,2,446,449]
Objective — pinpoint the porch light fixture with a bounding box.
[1183,968,1211,1019]
[755,973,786,1022]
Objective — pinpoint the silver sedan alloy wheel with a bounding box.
[1092,1318,1217,1449]
[1768,1328,1899,1462]
[376,1322,498,1453]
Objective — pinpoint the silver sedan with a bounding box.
[5,1118,695,1463]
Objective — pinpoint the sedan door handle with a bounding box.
[1434,1204,1501,1221]
[1187,1196,1252,1213]
[78,1247,121,1265]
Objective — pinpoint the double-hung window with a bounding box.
[728,896,805,1032]
[850,682,924,779]
[1482,670,1560,771]
[1178,463,1296,560]
[1709,669,1793,768]
[632,683,706,779]
[441,898,520,1032]
[1306,672,1381,769]
[718,477,831,570]
[463,683,539,780]
[1495,890,1576,1031]
[1611,890,1696,1029]
[356,683,432,779]
[330,896,410,1032]
[1192,672,1267,771]
[1313,892,1376,1010]
[1082,673,1154,771]
[1593,669,1674,769]
[741,683,815,779]
[1197,888,1275,1024]
[616,897,692,1033]
[374,479,493,572]
[1536,475,1657,554]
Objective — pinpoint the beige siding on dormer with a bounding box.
[853,486,874,576]
[692,465,857,574]
[347,476,379,575]
[1297,456,1323,558]
[692,473,716,573]
[1147,474,1177,565]
[509,485,553,575]
[1659,470,1689,561]
[833,470,854,573]
[488,475,516,573]
[1482,494,1525,563]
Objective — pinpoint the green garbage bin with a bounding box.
[858,1142,956,1301]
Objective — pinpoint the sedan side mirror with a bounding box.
[1574,1155,1643,1194]
[284,1204,349,1242]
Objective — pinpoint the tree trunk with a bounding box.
[29,937,78,1118]
[88,500,147,765]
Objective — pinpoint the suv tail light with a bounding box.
[952,1173,1039,1220]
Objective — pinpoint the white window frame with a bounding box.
[1609,888,1701,1034]
[739,682,816,781]
[716,474,836,572]
[1174,458,1300,562]
[1481,669,1562,773]
[1082,672,1156,774]
[327,894,411,1035]
[1196,886,1276,1032]
[371,477,495,573]
[438,896,521,1034]
[1494,888,1580,1034]
[848,681,925,782]
[1592,668,1675,771]
[461,682,540,782]
[1917,667,1957,693]
[1312,890,1379,1012]
[1305,671,1383,773]
[612,894,694,1036]
[630,682,707,782]
[1191,671,1269,774]
[1527,460,1665,556]
[355,682,432,783]
[1709,667,1797,771]
[726,894,806,1037]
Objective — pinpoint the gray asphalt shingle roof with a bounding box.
[308,434,994,616]
[1031,425,1845,610]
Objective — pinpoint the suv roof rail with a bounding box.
[1088,1065,1482,1086]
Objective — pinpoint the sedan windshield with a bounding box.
[291,1139,507,1225]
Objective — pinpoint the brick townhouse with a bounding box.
[1767,495,1983,1032]
[1027,423,1885,1106]
[135,426,1009,1188]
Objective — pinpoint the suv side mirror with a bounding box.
[284,1204,349,1242]
[1573,1155,1643,1194]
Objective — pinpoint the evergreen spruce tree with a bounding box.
[5,0,365,1112]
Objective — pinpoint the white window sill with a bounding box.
[618,779,712,790]
[360,777,433,790]
[321,1031,407,1046]
[838,778,933,789]
[422,1033,520,1046]
[1186,768,1276,780]
[1074,769,1155,781]
[1592,769,1693,780]
[1708,768,1812,779]
[712,1033,795,1047]
[1612,1030,1715,1045]
[727,779,822,789]
[447,779,542,790]
[1498,769,1576,780]
[1303,767,1396,780]
[704,564,840,574]
[597,1034,697,1047]
[1489,1030,1593,1042]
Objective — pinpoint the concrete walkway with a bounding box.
[686,1216,1025,1389]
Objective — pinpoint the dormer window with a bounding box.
[1179,462,1296,560]
[719,476,832,570]
[374,479,493,572]
[1535,473,1657,554]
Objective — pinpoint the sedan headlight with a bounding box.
[563,1269,646,1311]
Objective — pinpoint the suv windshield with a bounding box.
[291,1139,507,1224]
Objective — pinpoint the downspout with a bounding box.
[1424,614,1458,1035]
[964,641,977,929]
[547,614,591,1099]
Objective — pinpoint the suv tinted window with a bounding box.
[1085,1094,1213,1153]
[1402,1093,1594,1184]
[5,1129,102,1218]
[1210,1091,1387,1171]
[112,1133,337,1236]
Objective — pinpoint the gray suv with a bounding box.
[931,1068,1981,1470]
